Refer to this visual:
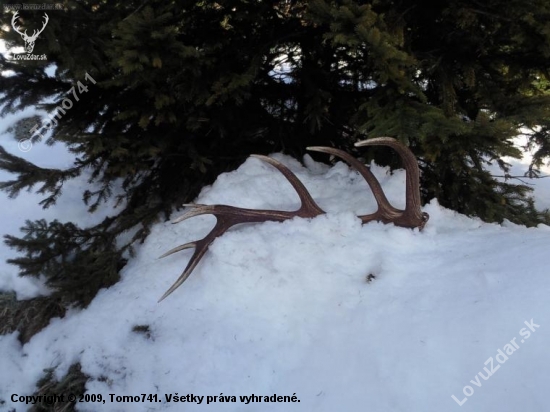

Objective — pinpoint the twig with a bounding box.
[491,174,550,185]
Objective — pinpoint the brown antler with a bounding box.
[157,155,324,301]
[159,137,427,301]
[308,137,428,229]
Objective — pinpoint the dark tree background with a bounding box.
[0,0,549,337]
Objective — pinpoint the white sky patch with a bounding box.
[486,133,550,210]
[44,63,57,77]
[0,39,18,76]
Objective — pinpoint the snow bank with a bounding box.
[1,141,549,411]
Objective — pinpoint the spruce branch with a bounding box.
[4,218,123,307]
[0,146,81,207]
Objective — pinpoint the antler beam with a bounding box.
[157,155,324,301]
[158,137,428,301]
[11,12,26,37]
[309,137,428,229]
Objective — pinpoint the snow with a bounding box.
[1,113,549,411]
[0,109,123,298]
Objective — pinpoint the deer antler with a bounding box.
[308,137,428,229]
[33,13,49,40]
[159,137,428,301]
[11,12,26,38]
[157,155,324,301]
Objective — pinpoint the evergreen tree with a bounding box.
[1,0,549,338]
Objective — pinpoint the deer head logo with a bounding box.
[11,12,49,54]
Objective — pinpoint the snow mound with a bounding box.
[1,151,549,412]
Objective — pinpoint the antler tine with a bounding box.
[158,237,214,302]
[36,13,49,37]
[158,241,196,259]
[28,13,48,39]
[158,155,324,301]
[171,204,219,224]
[159,210,254,302]
[355,137,428,228]
[11,12,26,37]
[250,155,324,217]
[307,146,401,223]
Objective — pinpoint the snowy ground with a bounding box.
[0,112,549,411]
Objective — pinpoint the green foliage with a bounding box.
[0,146,81,208]
[1,0,550,339]
[4,219,123,307]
